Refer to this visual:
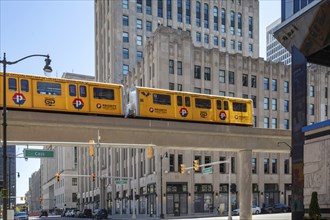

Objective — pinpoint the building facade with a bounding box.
[29,169,41,212]
[95,0,260,84]
[281,0,316,21]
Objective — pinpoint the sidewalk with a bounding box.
[108,212,219,220]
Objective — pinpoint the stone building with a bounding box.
[29,169,41,212]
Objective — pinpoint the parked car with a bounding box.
[264,203,291,213]
[82,209,93,218]
[14,212,29,220]
[232,205,261,215]
[95,209,108,220]
[39,210,48,217]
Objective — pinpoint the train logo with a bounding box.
[179,107,188,117]
[220,111,226,120]
[12,93,26,105]
[149,107,154,113]
[72,98,84,109]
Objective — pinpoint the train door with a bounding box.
[175,95,192,121]
[214,99,230,124]
[5,75,33,109]
[66,83,90,113]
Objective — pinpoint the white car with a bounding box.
[14,212,29,220]
[233,205,261,215]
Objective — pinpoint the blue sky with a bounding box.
[0,0,280,204]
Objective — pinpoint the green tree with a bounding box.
[309,191,321,220]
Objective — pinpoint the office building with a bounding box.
[29,170,42,212]
[281,0,316,21]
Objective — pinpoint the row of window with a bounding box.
[123,0,253,38]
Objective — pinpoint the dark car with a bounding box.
[95,209,107,219]
[265,203,291,213]
[82,209,93,218]
[39,210,48,217]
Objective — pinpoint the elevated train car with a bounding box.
[127,87,253,126]
[0,72,125,116]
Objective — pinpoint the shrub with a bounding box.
[309,191,321,220]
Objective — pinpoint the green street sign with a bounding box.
[202,167,213,174]
[115,179,128,184]
[24,149,54,158]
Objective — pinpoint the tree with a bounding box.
[309,191,321,220]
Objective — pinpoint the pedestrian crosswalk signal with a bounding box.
[55,172,60,182]
[147,146,153,159]
[89,139,95,156]
[193,160,199,171]
[91,173,96,182]
[180,164,185,174]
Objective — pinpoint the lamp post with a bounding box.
[160,152,168,219]
[1,53,52,220]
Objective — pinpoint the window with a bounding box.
[229,71,234,84]
[230,40,235,49]
[194,87,201,93]
[146,21,152,32]
[264,158,269,174]
[8,78,17,91]
[219,91,225,96]
[169,83,174,90]
[221,8,226,33]
[204,89,211,94]
[310,104,314,115]
[204,3,209,28]
[204,67,211,81]
[264,98,269,110]
[169,60,174,74]
[123,48,129,59]
[231,157,235,173]
[233,102,247,112]
[237,13,242,36]
[219,70,225,83]
[284,100,289,112]
[264,117,269,128]
[146,0,152,15]
[137,0,142,13]
[122,64,129,75]
[72,178,77,186]
[136,19,142,29]
[213,6,218,31]
[153,93,171,105]
[178,154,183,172]
[21,79,29,92]
[205,155,211,168]
[177,61,182,75]
[177,84,182,91]
[219,156,226,173]
[252,158,257,174]
[196,1,201,27]
[123,32,129,42]
[272,79,277,91]
[137,35,142,46]
[72,193,77,203]
[272,98,277,111]
[272,118,277,129]
[158,0,163,17]
[214,36,218,46]
[284,81,289,93]
[169,154,174,171]
[137,51,143,61]
[242,74,248,87]
[80,86,87,97]
[251,95,256,108]
[284,159,290,174]
[248,16,253,38]
[228,92,234,97]
[230,11,235,35]
[166,0,172,20]
[310,85,314,97]
[186,0,191,24]
[123,15,129,26]
[221,38,226,48]
[251,75,256,88]
[123,0,128,9]
[272,159,277,174]
[194,65,201,79]
[284,119,289,129]
[264,77,269,90]
[204,34,209,44]
[94,88,114,100]
[195,98,211,109]
[196,32,201,42]
[69,84,76,96]
[37,82,61,95]
[238,42,242,51]
[249,44,253,53]
[177,0,183,22]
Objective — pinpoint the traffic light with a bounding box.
[180,164,185,174]
[91,173,96,182]
[89,139,95,156]
[20,197,24,201]
[147,146,153,159]
[230,184,236,193]
[55,172,60,182]
[193,160,199,171]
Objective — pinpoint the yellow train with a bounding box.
[0,72,252,126]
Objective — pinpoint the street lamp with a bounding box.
[160,152,168,219]
[1,53,52,220]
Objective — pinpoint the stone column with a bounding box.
[238,149,252,220]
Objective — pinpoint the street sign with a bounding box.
[115,179,128,184]
[24,149,54,158]
[202,167,213,174]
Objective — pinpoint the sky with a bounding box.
[0,0,281,204]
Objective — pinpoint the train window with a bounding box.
[217,100,221,110]
[8,78,17,91]
[37,82,62,95]
[93,88,114,100]
[185,97,191,107]
[80,86,87,97]
[233,102,247,112]
[20,79,29,92]
[153,93,171,105]
[224,101,229,110]
[69,84,76,96]
[195,98,211,109]
[177,96,182,106]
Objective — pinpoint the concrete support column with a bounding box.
[238,149,252,220]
